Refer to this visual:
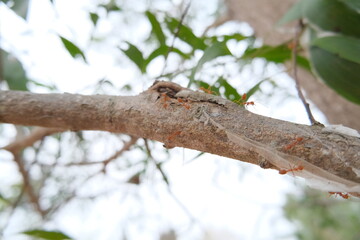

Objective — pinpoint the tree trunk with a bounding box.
[223,0,360,131]
[1,81,360,195]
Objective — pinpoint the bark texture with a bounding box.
[1,82,360,194]
[223,0,360,131]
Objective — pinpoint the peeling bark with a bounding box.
[1,82,360,195]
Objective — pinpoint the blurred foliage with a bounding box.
[2,0,360,239]
[279,0,360,104]
[1,0,29,19]
[59,36,87,63]
[1,50,29,91]
[284,188,360,240]
[242,43,311,71]
[22,229,73,240]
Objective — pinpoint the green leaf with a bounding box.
[277,0,306,25]
[311,35,360,64]
[100,2,121,13]
[246,79,267,99]
[4,0,30,19]
[120,43,146,73]
[189,41,232,85]
[297,56,311,71]
[89,12,99,26]
[242,44,311,71]
[146,11,166,46]
[59,36,87,62]
[29,80,57,91]
[310,46,360,104]
[243,44,291,63]
[2,50,29,91]
[205,33,248,43]
[145,45,168,67]
[303,0,360,38]
[22,230,72,240]
[279,0,360,38]
[222,33,248,42]
[337,0,360,12]
[165,17,206,50]
[145,45,190,68]
[216,77,241,101]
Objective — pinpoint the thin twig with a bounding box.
[2,127,64,153]
[3,127,60,218]
[65,136,138,169]
[0,187,25,236]
[102,136,139,170]
[12,153,46,217]
[143,139,169,185]
[159,1,191,78]
[291,20,320,125]
[143,139,203,231]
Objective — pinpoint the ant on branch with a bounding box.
[177,98,191,110]
[278,165,304,175]
[167,131,182,142]
[243,101,255,106]
[234,93,255,106]
[284,137,303,150]
[161,92,170,108]
[160,93,191,110]
[329,192,350,199]
[199,86,216,95]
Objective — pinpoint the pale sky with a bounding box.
[0,1,328,239]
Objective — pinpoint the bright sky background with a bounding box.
[0,0,328,240]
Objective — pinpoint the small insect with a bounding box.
[177,98,191,109]
[329,192,350,199]
[243,101,255,106]
[161,92,170,108]
[234,93,255,106]
[241,93,247,101]
[278,165,304,175]
[287,41,296,50]
[167,131,182,141]
[199,86,215,95]
[284,137,303,150]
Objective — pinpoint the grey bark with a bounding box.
[1,82,360,195]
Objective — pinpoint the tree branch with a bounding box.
[1,82,360,195]
[2,127,63,153]
[291,20,319,126]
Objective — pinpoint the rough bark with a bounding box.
[1,82,360,195]
[223,0,360,131]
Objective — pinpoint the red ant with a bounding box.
[177,98,191,110]
[243,101,255,106]
[278,165,304,175]
[161,93,170,108]
[329,192,350,199]
[241,93,247,101]
[234,93,255,106]
[199,86,215,95]
[167,131,182,141]
[284,137,303,150]
[287,41,296,50]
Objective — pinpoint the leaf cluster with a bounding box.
[280,0,360,104]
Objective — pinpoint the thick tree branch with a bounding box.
[1,82,360,195]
